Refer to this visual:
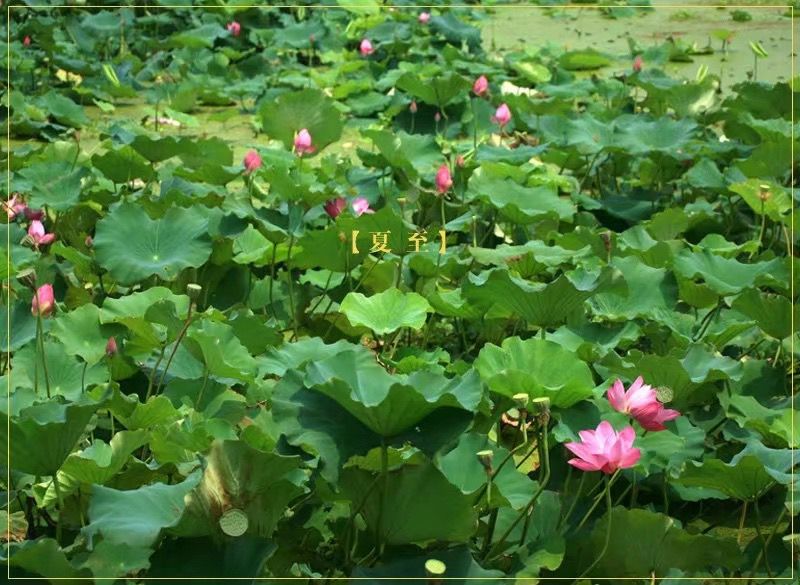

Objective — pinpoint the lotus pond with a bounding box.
[1,3,797,583]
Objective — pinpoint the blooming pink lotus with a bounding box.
[106,336,118,357]
[351,197,374,217]
[418,12,431,24]
[31,284,55,317]
[607,377,680,432]
[324,198,347,219]
[227,21,241,37]
[473,75,488,97]
[360,38,375,56]
[28,220,56,247]
[294,128,315,156]
[633,55,644,73]
[566,421,641,474]
[5,194,27,220]
[491,103,512,127]
[435,164,453,194]
[243,149,262,174]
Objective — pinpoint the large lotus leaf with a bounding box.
[469,241,591,269]
[146,536,276,581]
[16,161,88,211]
[259,338,357,377]
[680,343,743,383]
[731,288,794,339]
[636,417,705,476]
[729,179,792,224]
[615,115,697,155]
[340,288,431,335]
[94,204,213,285]
[0,301,37,352]
[467,173,575,224]
[273,370,381,482]
[92,145,156,183]
[174,440,306,539]
[673,249,788,295]
[7,538,90,580]
[303,350,482,437]
[2,399,98,476]
[341,461,477,545]
[39,91,89,127]
[475,337,594,407]
[185,320,258,382]
[569,507,741,577]
[79,540,153,583]
[720,392,797,449]
[436,432,535,510]
[352,546,503,584]
[83,472,201,549]
[360,129,441,179]
[100,287,190,323]
[114,395,180,431]
[463,268,606,327]
[395,71,470,107]
[559,49,612,70]
[51,303,117,365]
[676,441,796,501]
[259,88,342,153]
[590,256,677,320]
[10,341,108,401]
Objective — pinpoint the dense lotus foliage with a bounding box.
[1,3,797,583]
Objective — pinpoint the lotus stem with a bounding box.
[574,475,613,582]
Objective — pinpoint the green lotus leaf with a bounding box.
[16,161,88,211]
[340,288,431,335]
[352,546,503,584]
[395,71,470,108]
[92,145,156,183]
[259,88,342,153]
[51,303,118,365]
[475,337,594,407]
[729,179,792,223]
[559,49,612,70]
[673,249,788,295]
[94,204,213,285]
[7,538,90,580]
[467,172,575,224]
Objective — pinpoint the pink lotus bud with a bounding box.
[360,38,374,56]
[105,336,118,357]
[491,103,511,127]
[324,198,347,219]
[294,128,315,156]
[409,100,418,114]
[85,235,93,248]
[472,75,488,97]
[633,55,644,73]
[434,111,441,122]
[243,149,262,174]
[31,284,55,317]
[227,21,241,37]
[435,164,453,194]
[455,155,465,168]
[309,34,316,44]
[23,35,30,47]
[418,12,431,24]
[565,421,641,474]
[28,220,56,247]
[351,197,374,217]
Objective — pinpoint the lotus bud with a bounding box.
[105,336,118,357]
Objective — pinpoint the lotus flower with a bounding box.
[435,164,452,194]
[324,198,347,219]
[5,194,27,220]
[409,100,418,114]
[491,103,512,127]
[28,220,55,247]
[227,21,241,37]
[473,75,488,97]
[294,128,315,156]
[243,149,262,174]
[105,336,118,357]
[31,284,55,317]
[607,376,680,432]
[418,12,431,24]
[351,197,374,217]
[360,38,374,56]
[633,55,644,73]
[565,421,641,474]
[23,35,30,46]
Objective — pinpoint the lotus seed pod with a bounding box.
[219,508,248,537]
[186,283,202,301]
[476,449,493,473]
[513,393,529,409]
[655,386,674,403]
[425,558,446,583]
[530,396,550,414]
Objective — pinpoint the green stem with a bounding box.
[154,303,195,397]
[574,476,612,583]
[575,471,620,532]
[145,345,166,401]
[470,98,478,151]
[376,440,389,558]
[36,312,51,398]
[286,233,299,341]
[752,498,774,578]
[53,474,64,544]
[558,472,587,531]
[268,243,277,314]
[737,501,748,546]
[748,506,786,581]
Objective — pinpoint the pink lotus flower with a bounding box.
[324,198,347,219]
[409,100,418,114]
[243,149,262,174]
[106,336,118,357]
[23,35,30,47]
[28,220,55,247]
[473,75,488,97]
[418,12,431,24]
[435,164,453,194]
[227,21,241,37]
[31,284,55,317]
[360,38,374,56]
[5,194,27,220]
[633,55,644,73]
[294,128,315,156]
[566,421,641,474]
[607,377,680,432]
[351,197,374,217]
[491,103,512,127]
